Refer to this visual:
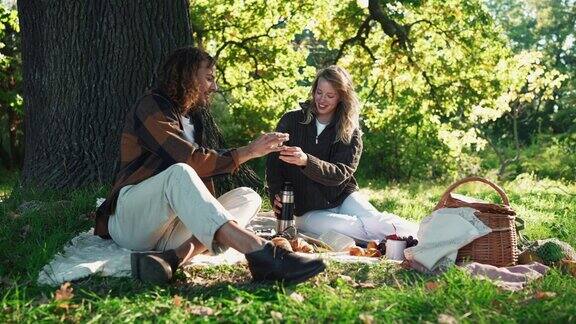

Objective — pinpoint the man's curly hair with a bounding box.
[157,46,215,114]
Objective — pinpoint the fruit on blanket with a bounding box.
[299,241,314,253]
[386,234,400,240]
[349,246,365,256]
[290,238,314,253]
[561,260,576,277]
[377,241,386,255]
[271,237,293,252]
[536,241,565,264]
[404,236,419,248]
[290,238,302,251]
[377,236,418,256]
[366,248,382,258]
[367,240,378,250]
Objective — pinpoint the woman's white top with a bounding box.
[180,115,196,143]
[316,118,328,136]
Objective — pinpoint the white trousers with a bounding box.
[295,191,419,242]
[108,163,261,254]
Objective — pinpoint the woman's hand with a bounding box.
[273,194,282,216]
[279,146,308,166]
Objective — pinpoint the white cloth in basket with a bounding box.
[404,207,492,272]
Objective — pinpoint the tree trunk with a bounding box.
[18,0,187,188]
[18,0,261,191]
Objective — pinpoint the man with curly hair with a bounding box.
[95,47,325,284]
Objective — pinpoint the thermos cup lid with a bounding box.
[282,181,293,191]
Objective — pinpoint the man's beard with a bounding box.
[198,93,213,108]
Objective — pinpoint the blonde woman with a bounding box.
[266,65,418,242]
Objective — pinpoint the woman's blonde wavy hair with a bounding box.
[302,65,361,144]
[157,46,215,114]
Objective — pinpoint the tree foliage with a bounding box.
[191,0,568,180]
[485,0,575,135]
[0,1,571,181]
[0,5,21,169]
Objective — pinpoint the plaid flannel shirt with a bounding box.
[95,90,239,238]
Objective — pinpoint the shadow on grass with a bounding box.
[62,269,292,306]
[34,260,434,306]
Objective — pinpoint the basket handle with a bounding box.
[434,176,510,211]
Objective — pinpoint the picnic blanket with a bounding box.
[462,262,549,291]
[37,209,549,291]
[37,213,380,286]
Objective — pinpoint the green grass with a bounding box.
[1,170,575,322]
[0,168,18,199]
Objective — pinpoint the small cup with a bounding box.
[385,239,407,261]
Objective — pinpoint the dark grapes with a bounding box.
[379,235,419,252]
[377,241,386,255]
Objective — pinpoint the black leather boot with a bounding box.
[131,249,180,284]
[245,242,326,283]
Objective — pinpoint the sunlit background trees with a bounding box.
[1,0,574,182]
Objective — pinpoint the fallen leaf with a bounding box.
[172,295,183,308]
[437,313,458,324]
[54,282,74,302]
[186,305,214,316]
[190,277,208,285]
[312,276,322,287]
[8,211,20,220]
[425,281,440,291]
[358,282,376,289]
[561,260,576,277]
[334,274,358,288]
[359,313,374,324]
[339,275,354,283]
[289,292,305,303]
[400,260,412,269]
[270,310,283,320]
[534,291,556,300]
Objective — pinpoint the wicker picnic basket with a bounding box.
[434,176,518,267]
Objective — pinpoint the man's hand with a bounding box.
[249,132,289,158]
[279,146,308,167]
[273,194,282,217]
[236,132,289,164]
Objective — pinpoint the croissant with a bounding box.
[349,246,365,256]
[290,238,315,253]
[271,237,293,252]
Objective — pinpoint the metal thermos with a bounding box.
[277,182,296,236]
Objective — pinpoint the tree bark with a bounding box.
[19,0,194,187]
[18,0,261,192]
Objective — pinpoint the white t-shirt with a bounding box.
[315,119,328,136]
[315,119,329,144]
[180,115,196,143]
